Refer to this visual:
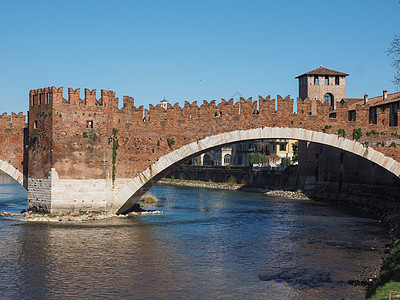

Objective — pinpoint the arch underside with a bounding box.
[0,159,26,189]
[113,127,400,214]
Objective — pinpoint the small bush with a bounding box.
[281,157,291,167]
[30,131,40,140]
[139,193,159,204]
[167,138,175,149]
[337,129,346,138]
[227,175,236,184]
[352,128,362,141]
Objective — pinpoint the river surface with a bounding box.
[0,174,391,299]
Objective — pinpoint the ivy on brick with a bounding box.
[112,128,119,182]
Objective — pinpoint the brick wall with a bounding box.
[0,112,26,177]
[26,86,400,186]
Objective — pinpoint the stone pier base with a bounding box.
[28,168,114,213]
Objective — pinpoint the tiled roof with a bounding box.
[342,98,363,110]
[367,91,400,107]
[347,92,400,110]
[296,66,349,78]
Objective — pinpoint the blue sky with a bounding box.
[0,0,399,114]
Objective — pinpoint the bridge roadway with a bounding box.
[1,87,399,213]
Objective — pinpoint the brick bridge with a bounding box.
[1,86,400,214]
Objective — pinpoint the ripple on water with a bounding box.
[0,178,391,299]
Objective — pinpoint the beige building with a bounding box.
[190,139,298,167]
[296,66,348,110]
[261,139,298,167]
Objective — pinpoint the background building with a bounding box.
[189,139,297,167]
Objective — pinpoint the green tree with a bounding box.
[292,141,299,163]
[248,152,265,165]
[281,157,291,167]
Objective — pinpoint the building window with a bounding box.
[34,120,38,129]
[369,107,377,124]
[46,93,50,104]
[203,154,212,166]
[390,103,398,127]
[279,143,286,151]
[224,154,231,165]
[325,77,329,85]
[335,76,339,85]
[348,110,356,121]
[314,76,319,85]
[86,120,93,128]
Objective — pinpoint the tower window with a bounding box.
[34,120,38,129]
[314,76,319,85]
[335,76,339,85]
[325,77,329,85]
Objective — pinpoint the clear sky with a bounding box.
[0,0,399,114]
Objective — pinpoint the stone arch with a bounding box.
[112,127,400,214]
[0,159,26,189]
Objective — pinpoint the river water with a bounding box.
[0,174,391,299]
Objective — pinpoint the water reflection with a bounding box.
[0,176,391,299]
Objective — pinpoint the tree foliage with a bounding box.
[292,141,299,163]
[248,152,265,165]
[387,34,400,88]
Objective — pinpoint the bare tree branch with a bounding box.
[387,35,400,88]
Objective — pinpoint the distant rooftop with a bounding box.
[296,66,349,78]
[347,92,400,110]
[365,92,400,108]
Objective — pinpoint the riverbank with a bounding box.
[0,209,163,223]
[158,178,310,200]
[304,190,400,298]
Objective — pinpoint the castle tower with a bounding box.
[296,66,348,110]
[160,98,169,109]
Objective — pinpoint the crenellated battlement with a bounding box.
[0,112,26,129]
[27,87,400,135]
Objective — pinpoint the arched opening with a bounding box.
[324,93,334,107]
[0,158,26,189]
[203,154,213,166]
[113,127,400,214]
[223,154,231,165]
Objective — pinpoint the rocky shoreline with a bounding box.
[158,178,310,200]
[0,210,163,223]
[158,178,243,190]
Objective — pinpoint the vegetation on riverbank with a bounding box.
[307,189,400,299]
[159,178,243,190]
[367,238,400,299]
[139,193,159,205]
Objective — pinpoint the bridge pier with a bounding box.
[28,168,114,213]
